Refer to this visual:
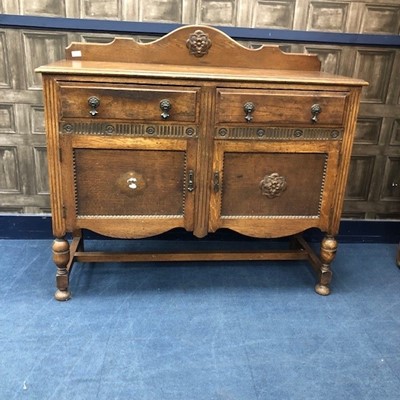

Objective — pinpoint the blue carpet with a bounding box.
[0,239,399,399]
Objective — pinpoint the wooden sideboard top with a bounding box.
[36,25,367,88]
[37,60,367,87]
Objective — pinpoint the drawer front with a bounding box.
[216,89,348,126]
[58,83,199,123]
[73,149,188,217]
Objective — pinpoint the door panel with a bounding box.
[74,149,186,217]
[221,152,326,217]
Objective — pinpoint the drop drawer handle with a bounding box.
[88,96,100,116]
[160,99,172,119]
[244,102,255,122]
[311,104,322,123]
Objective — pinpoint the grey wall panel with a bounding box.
[0,31,10,87]
[197,0,238,26]
[250,0,296,29]
[360,4,400,34]
[0,146,20,192]
[0,104,16,134]
[139,0,183,23]
[306,1,349,32]
[19,0,67,17]
[390,120,400,146]
[80,0,122,20]
[22,32,69,89]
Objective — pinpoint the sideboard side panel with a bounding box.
[42,75,66,237]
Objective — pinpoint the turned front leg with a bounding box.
[52,238,71,301]
[315,235,337,296]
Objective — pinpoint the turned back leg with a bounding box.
[315,235,337,296]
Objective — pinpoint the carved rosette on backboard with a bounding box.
[259,173,287,198]
[186,30,212,57]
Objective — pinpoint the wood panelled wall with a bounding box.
[0,0,399,218]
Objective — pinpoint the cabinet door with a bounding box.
[60,134,196,238]
[209,141,340,238]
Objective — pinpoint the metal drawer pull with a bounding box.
[127,177,138,190]
[187,170,195,192]
[88,96,100,116]
[311,104,322,123]
[160,99,172,119]
[244,101,255,122]
[117,171,145,195]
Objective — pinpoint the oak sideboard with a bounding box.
[37,25,367,300]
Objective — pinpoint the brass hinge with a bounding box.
[187,170,195,192]
[213,171,220,193]
[62,205,67,219]
[59,148,62,163]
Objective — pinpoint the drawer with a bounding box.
[58,83,199,123]
[216,89,348,126]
